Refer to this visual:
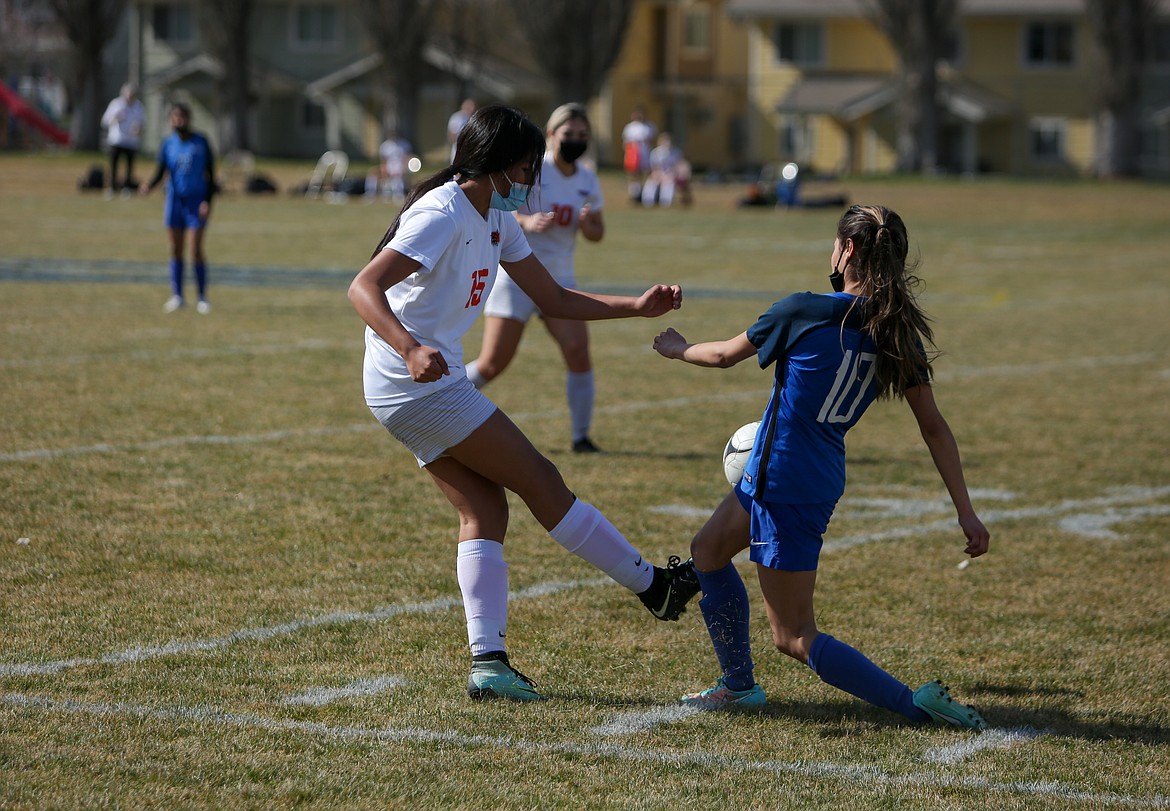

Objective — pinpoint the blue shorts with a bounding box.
[734,481,834,572]
[164,194,207,230]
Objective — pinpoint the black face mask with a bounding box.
[558,140,588,163]
[829,266,845,293]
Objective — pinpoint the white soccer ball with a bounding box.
[722,421,761,485]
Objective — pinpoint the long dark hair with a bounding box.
[370,105,546,258]
[836,204,936,399]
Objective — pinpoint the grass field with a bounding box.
[2,151,1169,810]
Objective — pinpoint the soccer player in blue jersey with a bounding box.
[140,103,216,314]
[652,204,990,730]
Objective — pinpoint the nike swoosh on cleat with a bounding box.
[653,584,673,617]
[634,556,642,567]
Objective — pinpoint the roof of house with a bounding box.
[777,73,1012,122]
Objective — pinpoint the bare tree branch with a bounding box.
[511,0,636,105]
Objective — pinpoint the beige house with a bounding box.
[722,0,1170,177]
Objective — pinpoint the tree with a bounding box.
[866,0,957,174]
[47,0,126,150]
[353,0,440,147]
[1086,0,1157,177]
[196,0,257,153]
[510,0,636,106]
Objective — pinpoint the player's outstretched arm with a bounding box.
[905,384,990,557]
[653,328,755,368]
[503,253,680,321]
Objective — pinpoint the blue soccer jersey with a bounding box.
[158,132,213,201]
[741,292,881,505]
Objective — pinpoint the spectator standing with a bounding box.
[100,83,145,198]
[447,98,476,163]
[378,128,415,201]
[621,105,656,203]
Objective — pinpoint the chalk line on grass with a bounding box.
[0,578,609,677]
[589,705,701,737]
[3,693,1166,809]
[924,726,1049,764]
[283,675,407,707]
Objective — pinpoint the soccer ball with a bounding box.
[722,421,761,485]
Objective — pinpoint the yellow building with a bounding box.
[599,0,752,174]
[669,0,1170,177]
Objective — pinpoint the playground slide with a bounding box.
[0,83,70,146]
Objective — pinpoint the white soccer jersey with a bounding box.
[363,180,532,406]
[520,153,605,261]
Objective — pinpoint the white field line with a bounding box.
[283,675,407,707]
[3,350,1165,463]
[4,488,1167,678]
[3,693,1167,809]
[924,726,1050,764]
[588,705,701,736]
[0,578,608,677]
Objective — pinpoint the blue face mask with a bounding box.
[489,170,531,212]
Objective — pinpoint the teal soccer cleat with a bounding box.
[467,652,543,702]
[912,680,987,731]
[680,678,767,711]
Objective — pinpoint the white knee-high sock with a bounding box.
[566,370,594,442]
[548,499,653,593]
[465,360,487,389]
[456,539,508,656]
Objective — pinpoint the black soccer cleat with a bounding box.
[572,437,602,454]
[639,556,701,621]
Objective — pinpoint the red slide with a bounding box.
[0,82,70,146]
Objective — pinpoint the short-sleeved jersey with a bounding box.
[519,152,604,261]
[363,180,532,406]
[157,132,213,201]
[379,137,411,175]
[740,292,880,505]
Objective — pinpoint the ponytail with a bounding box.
[836,205,936,399]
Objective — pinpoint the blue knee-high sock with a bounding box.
[169,259,184,298]
[194,261,208,299]
[695,563,755,692]
[808,633,929,722]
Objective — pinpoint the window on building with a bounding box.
[1024,21,1074,67]
[152,3,194,45]
[683,4,712,53]
[302,100,326,129]
[1029,118,1066,161]
[773,22,823,66]
[292,3,340,50]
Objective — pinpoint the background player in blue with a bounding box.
[652,204,991,730]
[466,103,608,453]
[140,103,216,314]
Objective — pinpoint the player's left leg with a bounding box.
[466,316,525,388]
[189,215,209,312]
[756,564,932,723]
[544,316,596,451]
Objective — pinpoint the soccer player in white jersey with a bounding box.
[348,105,700,702]
[466,103,607,453]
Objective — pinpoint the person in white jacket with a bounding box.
[100,84,146,198]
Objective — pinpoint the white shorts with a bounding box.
[369,377,497,467]
[483,255,575,323]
